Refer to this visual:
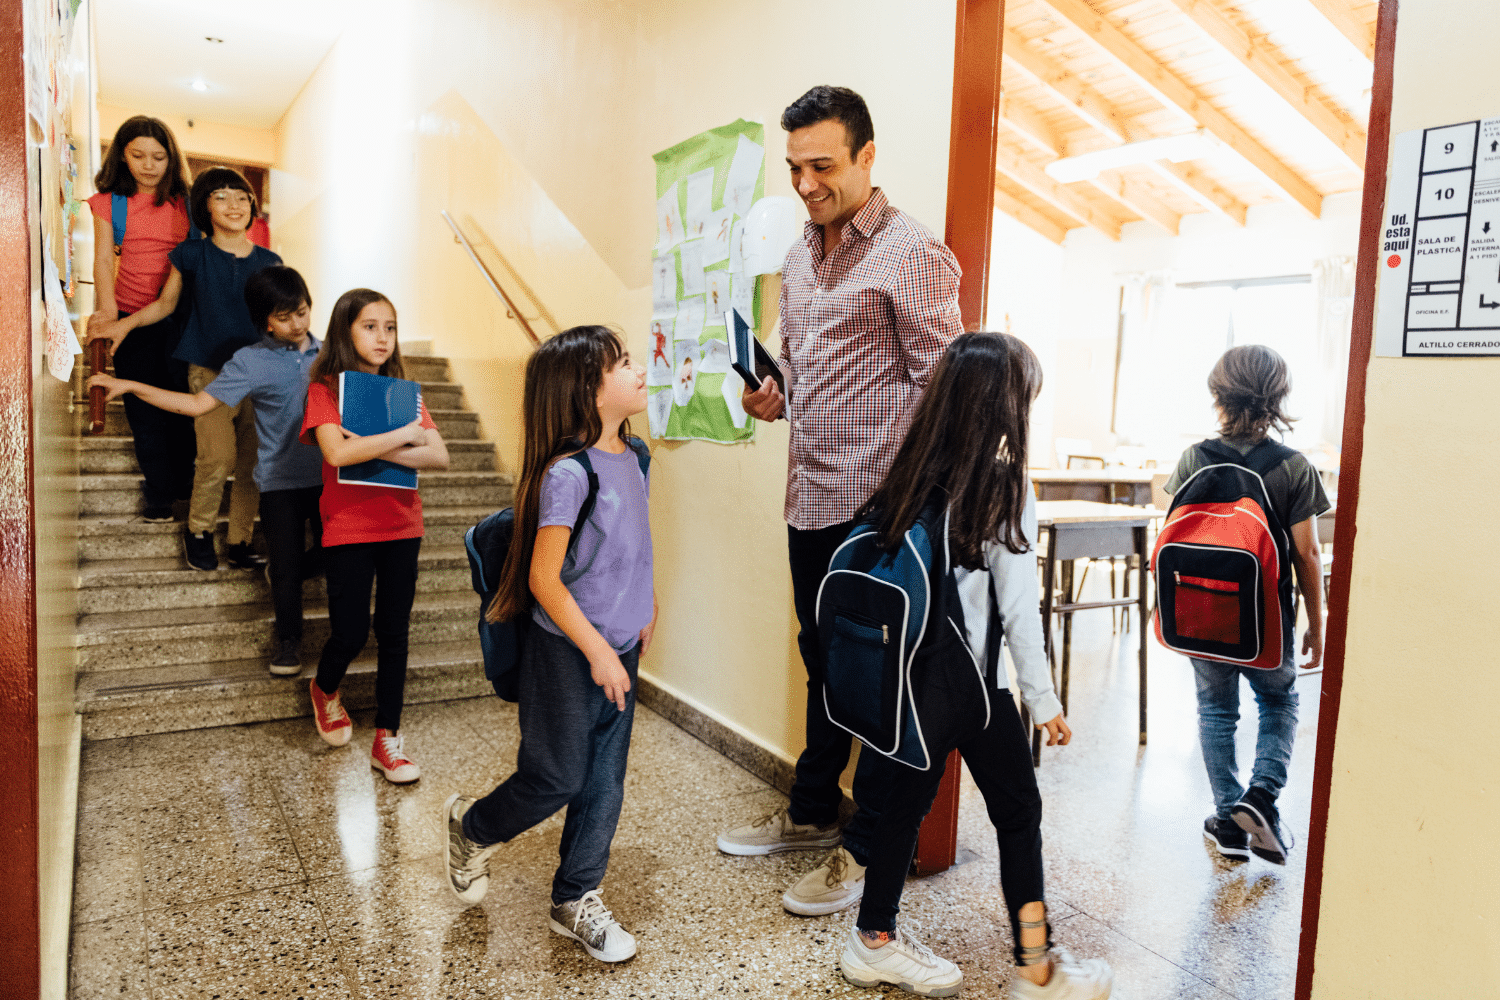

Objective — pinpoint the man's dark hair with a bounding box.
[244,266,311,332]
[189,165,259,233]
[781,86,874,159]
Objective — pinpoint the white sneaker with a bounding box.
[549,890,636,963]
[716,806,841,856]
[1008,949,1114,999]
[839,926,963,997]
[782,846,865,915]
[442,794,499,906]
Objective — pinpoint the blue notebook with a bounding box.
[337,370,421,490]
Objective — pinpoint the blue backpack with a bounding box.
[816,501,1001,770]
[464,438,650,701]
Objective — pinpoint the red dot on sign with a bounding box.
[1387,254,1402,268]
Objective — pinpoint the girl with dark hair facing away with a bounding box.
[299,290,449,783]
[109,165,282,572]
[835,333,1113,1000]
[443,326,656,965]
[1164,344,1329,867]
[85,115,197,521]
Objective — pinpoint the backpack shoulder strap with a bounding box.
[625,435,651,478]
[1196,438,1243,465]
[111,193,128,253]
[565,450,601,554]
[1240,438,1298,479]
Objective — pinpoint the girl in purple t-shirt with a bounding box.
[441,326,655,965]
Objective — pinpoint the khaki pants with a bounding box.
[187,363,259,542]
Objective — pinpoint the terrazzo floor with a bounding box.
[67,592,1320,999]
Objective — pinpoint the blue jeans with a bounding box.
[464,626,639,905]
[1191,654,1299,820]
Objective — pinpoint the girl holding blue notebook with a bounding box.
[299,288,449,783]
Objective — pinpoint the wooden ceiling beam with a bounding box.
[1001,33,1250,228]
[994,144,1123,240]
[1088,170,1181,235]
[1038,0,1325,216]
[1144,159,1248,225]
[1304,0,1376,60]
[1163,0,1366,168]
[991,183,1069,244]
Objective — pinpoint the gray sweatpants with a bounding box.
[463,624,639,904]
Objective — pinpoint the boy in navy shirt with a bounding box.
[90,267,324,675]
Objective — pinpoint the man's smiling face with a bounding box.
[785,118,875,232]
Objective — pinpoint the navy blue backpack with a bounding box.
[816,501,1001,770]
[465,438,650,701]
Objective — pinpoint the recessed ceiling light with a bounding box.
[189,79,209,92]
[205,36,223,43]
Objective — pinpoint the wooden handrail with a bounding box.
[88,338,107,434]
[440,210,542,346]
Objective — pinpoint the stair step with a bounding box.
[77,545,473,615]
[78,436,497,475]
[76,469,511,516]
[76,591,480,671]
[75,639,490,740]
[77,505,504,560]
[84,406,484,440]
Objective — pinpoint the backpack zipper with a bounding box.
[883,624,889,645]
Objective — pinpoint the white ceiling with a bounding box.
[96,0,354,130]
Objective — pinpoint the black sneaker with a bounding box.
[1203,815,1250,861]
[225,542,268,570]
[1231,786,1295,865]
[269,639,301,676]
[183,530,218,571]
[142,505,175,522]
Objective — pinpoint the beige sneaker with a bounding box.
[782,846,866,915]
[716,806,840,856]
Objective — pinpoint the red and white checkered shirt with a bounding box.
[776,188,963,530]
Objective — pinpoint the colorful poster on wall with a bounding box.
[649,119,766,443]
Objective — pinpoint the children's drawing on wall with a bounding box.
[647,318,673,385]
[704,208,733,265]
[731,274,754,315]
[685,167,715,239]
[705,271,731,325]
[724,133,765,217]
[647,388,671,438]
[673,296,705,344]
[721,369,748,428]
[656,182,684,251]
[652,254,676,311]
[678,240,706,297]
[729,219,747,275]
[673,340,700,408]
[698,338,731,374]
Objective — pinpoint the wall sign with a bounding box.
[1375,116,1500,356]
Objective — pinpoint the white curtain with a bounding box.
[1113,271,1177,446]
[1311,256,1355,449]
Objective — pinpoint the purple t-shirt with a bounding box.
[531,444,653,653]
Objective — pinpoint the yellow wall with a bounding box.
[98,101,275,165]
[272,0,957,766]
[1312,2,1500,996]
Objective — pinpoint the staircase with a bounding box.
[73,354,509,740]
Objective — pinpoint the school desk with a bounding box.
[1030,469,1156,506]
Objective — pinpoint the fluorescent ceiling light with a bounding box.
[1044,130,1221,183]
[189,79,209,91]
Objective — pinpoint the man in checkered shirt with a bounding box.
[716,87,964,917]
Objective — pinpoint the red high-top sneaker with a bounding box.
[371,728,420,784]
[309,679,352,747]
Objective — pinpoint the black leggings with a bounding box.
[315,536,420,731]
[111,312,194,508]
[856,690,1049,966]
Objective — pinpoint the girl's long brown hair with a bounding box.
[308,288,406,399]
[1208,344,1295,441]
[857,332,1043,568]
[487,325,628,623]
[94,116,191,206]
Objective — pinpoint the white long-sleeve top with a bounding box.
[952,487,1064,726]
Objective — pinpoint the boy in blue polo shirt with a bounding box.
[89,267,324,675]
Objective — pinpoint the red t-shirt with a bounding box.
[86,191,191,314]
[300,379,437,547]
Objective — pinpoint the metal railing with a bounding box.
[440,210,548,347]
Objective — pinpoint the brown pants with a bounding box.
[187,363,258,542]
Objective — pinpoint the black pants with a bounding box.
[315,536,420,731]
[463,626,639,905]
[111,312,194,508]
[856,690,1048,965]
[257,486,323,643]
[786,520,882,862]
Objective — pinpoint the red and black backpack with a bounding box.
[1151,438,1296,670]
